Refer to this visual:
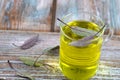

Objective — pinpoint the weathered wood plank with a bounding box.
[0,30,120,79]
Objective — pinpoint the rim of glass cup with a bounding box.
[60,11,105,41]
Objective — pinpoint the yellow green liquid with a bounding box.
[59,20,103,80]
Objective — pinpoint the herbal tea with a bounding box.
[59,20,103,80]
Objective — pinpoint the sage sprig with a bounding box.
[7,60,35,80]
[57,18,106,47]
[57,18,97,36]
[69,25,106,47]
[19,56,59,73]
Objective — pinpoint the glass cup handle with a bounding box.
[103,25,114,43]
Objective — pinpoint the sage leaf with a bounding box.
[19,57,35,66]
[69,32,97,47]
[57,18,97,36]
[82,24,106,41]
[69,40,92,47]
[20,34,39,50]
[71,26,97,36]
[69,25,106,47]
[19,57,44,67]
[12,34,39,50]
[43,45,59,56]
[57,18,106,47]
[79,35,96,42]
[7,60,35,80]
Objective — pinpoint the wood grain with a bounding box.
[0,30,120,80]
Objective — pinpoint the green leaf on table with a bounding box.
[71,26,97,36]
[19,57,44,67]
[7,60,35,80]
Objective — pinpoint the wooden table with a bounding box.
[0,30,120,80]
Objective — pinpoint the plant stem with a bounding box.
[57,18,92,33]
[57,18,106,36]
[7,60,34,80]
[95,24,106,36]
[57,18,71,27]
[33,52,45,66]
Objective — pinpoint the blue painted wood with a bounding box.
[0,0,120,33]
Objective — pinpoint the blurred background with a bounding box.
[0,0,120,34]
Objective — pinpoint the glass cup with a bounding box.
[59,11,113,80]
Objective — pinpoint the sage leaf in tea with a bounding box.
[69,40,92,47]
[80,24,106,41]
[69,25,106,47]
[57,18,97,36]
[71,26,97,36]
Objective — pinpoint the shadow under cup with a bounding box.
[59,12,105,80]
